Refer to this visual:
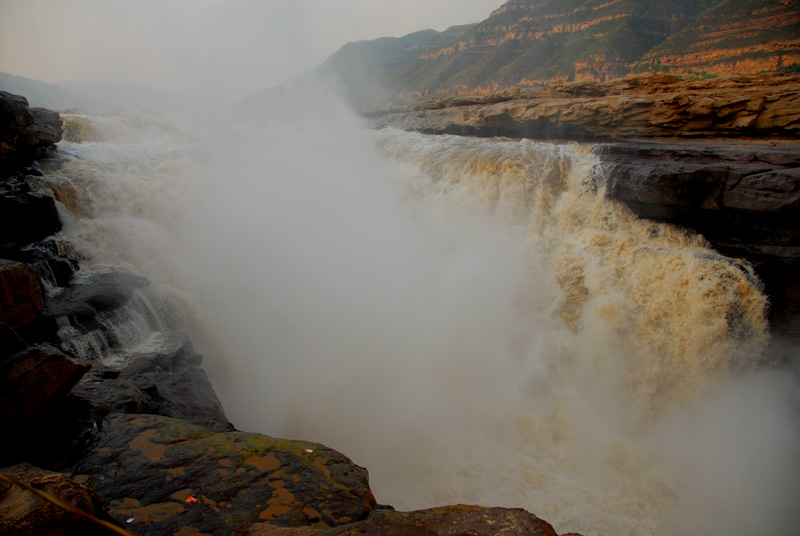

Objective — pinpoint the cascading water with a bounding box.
[37,106,800,536]
[35,110,196,368]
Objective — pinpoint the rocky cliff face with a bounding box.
[257,0,798,111]
[387,0,800,99]
[634,0,800,77]
[388,0,712,94]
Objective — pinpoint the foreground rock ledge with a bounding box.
[67,413,377,536]
[236,505,564,536]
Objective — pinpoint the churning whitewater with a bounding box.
[36,107,800,536]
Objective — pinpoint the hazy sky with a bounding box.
[0,0,499,99]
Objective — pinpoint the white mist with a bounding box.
[49,96,800,536]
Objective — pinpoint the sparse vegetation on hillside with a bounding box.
[251,0,800,111]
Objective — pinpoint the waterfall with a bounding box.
[38,108,799,536]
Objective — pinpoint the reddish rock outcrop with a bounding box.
[0,345,90,428]
[0,463,119,536]
[0,259,43,329]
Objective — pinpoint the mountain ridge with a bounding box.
[256,0,799,111]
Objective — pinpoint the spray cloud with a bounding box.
[50,90,800,535]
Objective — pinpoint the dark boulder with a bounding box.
[40,270,150,323]
[0,344,90,429]
[596,140,800,241]
[0,192,62,250]
[0,345,219,470]
[0,259,44,330]
[69,413,377,536]
[722,167,800,214]
[72,341,233,433]
[0,91,33,157]
[22,108,64,149]
[29,253,78,288]
[0,91,62,163]
[0,322,26,359]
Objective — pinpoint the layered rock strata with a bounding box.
[370,74,800,140]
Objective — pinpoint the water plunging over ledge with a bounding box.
[37,108,800,536]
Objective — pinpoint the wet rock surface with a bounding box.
[22,269,154,346]
[72,352,233,434]
[69,413,376,536]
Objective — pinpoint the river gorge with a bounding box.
[2,86,799,535]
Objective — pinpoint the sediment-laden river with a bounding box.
[37,106,799,536]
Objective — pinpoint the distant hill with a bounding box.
[252,0,800,111]
[0,72,205,113]
[317,24,477,107]
[0,72,89,109]
[241,24,477,112]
